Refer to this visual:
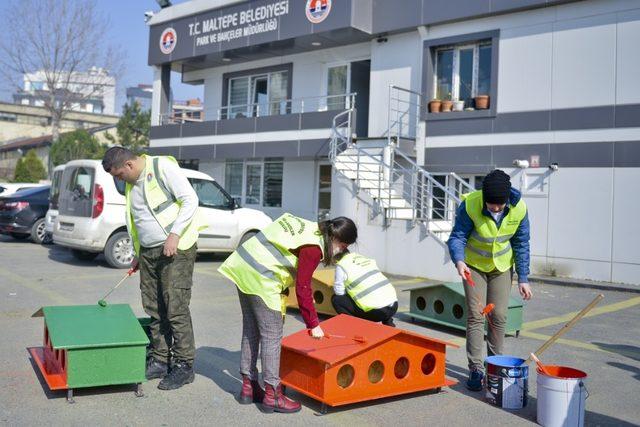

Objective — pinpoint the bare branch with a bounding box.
[0,0,126,142]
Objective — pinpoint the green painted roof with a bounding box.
[42,304,149,349]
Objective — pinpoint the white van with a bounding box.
[43,164,66,244]
[53,159,272,268]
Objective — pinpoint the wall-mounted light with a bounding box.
[144,11,154,22]
[376,37,388,43]
[311,41,322,46]
[222,58,231,62]
[548,163,559,171]
[513,159,529,169]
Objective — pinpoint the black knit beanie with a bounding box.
[482,169,511,204]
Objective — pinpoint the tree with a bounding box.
[105,102,151,153]
[14,150,47,183]
[50,130,107,167]
[0,0,124,164]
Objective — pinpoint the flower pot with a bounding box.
[441,100,453,112]
[428,100,442,113]
[452,101,464,112]
[474,95,490,110]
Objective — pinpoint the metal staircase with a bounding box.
[329,86,474,243]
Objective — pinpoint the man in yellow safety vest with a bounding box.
[447,169,532,391]
[102,147,205,391]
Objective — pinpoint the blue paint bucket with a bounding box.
[484,355,528,409]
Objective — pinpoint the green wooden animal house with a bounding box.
[405,283,523,336]
[29,304,149,403]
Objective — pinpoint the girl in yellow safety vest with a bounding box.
[331,252,398,327]
[218,214,357,414]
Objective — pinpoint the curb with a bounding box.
[529,275,640,294]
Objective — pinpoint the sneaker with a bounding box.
[145,357,169,380]
[158,360,194,390]
[466,368,484,392]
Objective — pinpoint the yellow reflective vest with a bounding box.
[125,155,206,257]
[337,252,397,312]
[218,213,324,313]
[462,190,527,273]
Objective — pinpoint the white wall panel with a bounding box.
[547,168,613,262]
[551,13,617,109]
[498,24,553,113]
[616,9,640,105]
[611,168,640,264]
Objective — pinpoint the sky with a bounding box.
[0,0,202,114]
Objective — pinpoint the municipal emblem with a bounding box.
[305,0,331,24]
[159,27,177,54]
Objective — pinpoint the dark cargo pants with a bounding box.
[139,244,197,364]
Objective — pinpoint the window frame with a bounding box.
[221,63,293,119]
[423,30,499,121]
[324,62,352,111]
[224,158,284,208]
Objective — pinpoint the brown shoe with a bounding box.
[260,384,301,413]
[238,375,265,404]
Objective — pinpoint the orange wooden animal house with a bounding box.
[280,314,458,413]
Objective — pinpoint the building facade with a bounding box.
[126,84,154,111]
[146,0,640,285]
[13,67,116,115]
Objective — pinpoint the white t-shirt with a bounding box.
[490,210,504,224]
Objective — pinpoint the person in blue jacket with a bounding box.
[447,169,532,391]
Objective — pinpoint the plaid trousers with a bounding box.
[236,288,283,387]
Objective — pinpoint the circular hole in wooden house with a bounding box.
[416,296,426,311]
[421,353,436,375]
[394,357,410,379]
[313,290,324,304]
[337,364,355,388]
[434,300,444,314]
[368,360,384,384]
[282,288,290,297]
[452,304,464,319]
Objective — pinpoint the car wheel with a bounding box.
[30,218,47,244]
[238,231,258,247]
[42,232,54,245]
[71,249,99,261]
[9,233,29,240]
[104,231,134,269]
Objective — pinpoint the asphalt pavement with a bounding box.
[0,235,638,426]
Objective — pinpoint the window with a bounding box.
[317,164,332,221]
[263,159,283,208]
[434,40,492,107]
[188,178,234,210]
[326,64,350,110]
[225,161,243,205]
[68,167,93,198]
[224,159,283,208]
[226,70,289,119]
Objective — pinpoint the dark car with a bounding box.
[0,185,51,244]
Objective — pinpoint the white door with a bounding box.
[188,177,238,251]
